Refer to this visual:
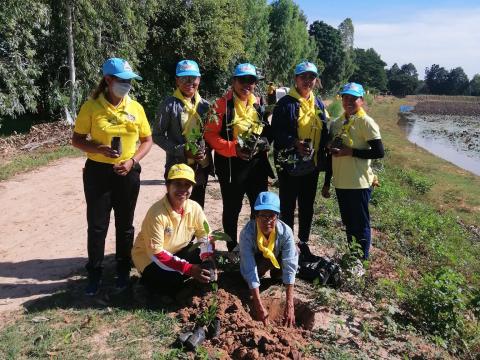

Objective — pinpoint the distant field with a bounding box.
[413,100,480,115]
[406,94,480,103]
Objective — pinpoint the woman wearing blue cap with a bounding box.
[205,63,274,251]
[72,57,152,295]
[153,60,211,207]
[239,191,298,327]
[325,82,384,260]
[271,61,330,262]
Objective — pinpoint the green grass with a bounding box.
[0,307,178,360]
[0,146,82,181]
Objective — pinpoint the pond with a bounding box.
[397,111,480,176]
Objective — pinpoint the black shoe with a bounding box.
[85,278,101,296]
[298,242,320,262]
[115,273,130,292]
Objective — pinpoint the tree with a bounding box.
[309,21,345,92]
[36,0,157,119]
[387,63,419,96]
[242,0,271,72]
[446,67,469,95]
[470,74,480,96]
[424,64,449,95]
[267,0,318,85]
[338,18,355,83]
[350,48,387,92]
[0,0,49,122]
[139,0,245,117]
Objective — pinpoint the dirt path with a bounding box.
[0,146,250,313]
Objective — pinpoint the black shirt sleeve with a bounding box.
[352,139,384,159]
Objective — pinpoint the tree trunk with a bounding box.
[66,0,76,118]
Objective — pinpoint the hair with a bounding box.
[91,78,108,99]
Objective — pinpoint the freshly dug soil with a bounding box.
[177,286,315,360]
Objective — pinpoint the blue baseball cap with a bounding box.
[254,191,280,213]
[294,61,318,76]
[233,63,258,79]
[102,58,142,80]
[340,82,365,97]
[176,60,201,77]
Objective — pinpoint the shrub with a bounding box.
[326,99,343,119]
[397,169,435,195]
[409,268,468,339]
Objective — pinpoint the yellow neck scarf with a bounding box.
[337,107,367,146]
[256,220,280,269]
[173,88,202,136]
[288,88,323,163]
[231,93,262,139]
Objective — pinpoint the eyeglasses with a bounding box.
[178,76,200,84]
[235,76,257,85]
[298,73,317,81]
[257,213,278,221]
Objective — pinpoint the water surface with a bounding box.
[398,113,480,176]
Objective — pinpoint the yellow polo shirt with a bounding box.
[74,93,152,164]
[131,195,209,273]
[330,109,381,189]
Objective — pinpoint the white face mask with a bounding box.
[111,82,132,98]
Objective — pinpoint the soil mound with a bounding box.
[177,287,316,359]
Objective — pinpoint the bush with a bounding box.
[409,268,468,339]
[326,99,343,119]
[397,168,434,195]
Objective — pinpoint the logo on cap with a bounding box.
[123,61,132,72]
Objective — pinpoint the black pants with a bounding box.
[83,159,141,279]
[140,245,201,295]
[190,182,207,208]
[278,169,319,243]
[219,171,268,251]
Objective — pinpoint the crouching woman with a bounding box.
[239,192,299,327]
[132,164,215,297]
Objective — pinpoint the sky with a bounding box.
[293,0,480,79]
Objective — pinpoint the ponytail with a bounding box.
[91,78,108,99]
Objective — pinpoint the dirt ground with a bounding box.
[0,145,251,313]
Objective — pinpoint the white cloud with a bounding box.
[355,8,480,79]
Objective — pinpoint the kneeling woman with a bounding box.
[132,164,215,296]
[239,192,299,327]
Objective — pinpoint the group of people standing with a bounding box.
[72,56,384,326]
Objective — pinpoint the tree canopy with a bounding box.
[349,48,387,92]
[387,63,419,96]
[309,21,345,92]
[1,0,477,133]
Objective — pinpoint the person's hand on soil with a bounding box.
[321,184,330,198]
[189,264,211,283]
[331,146,353,157]
[253,301,270,326]
[294,139,312,157]
[97,144,120,158]
[113,159,134,176]
[235,144,251,161]
[283,301,295,327]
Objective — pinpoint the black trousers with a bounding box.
[190,182,207,208]
[278,169,319,243]
[83,159,141,278]
[140,245,201,295]
[219,170,268,251]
